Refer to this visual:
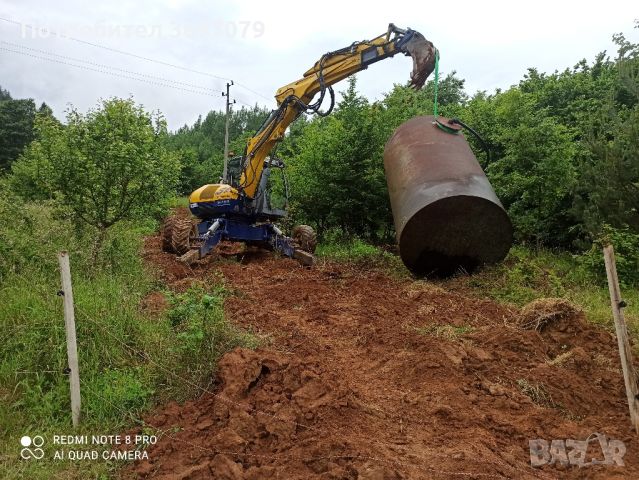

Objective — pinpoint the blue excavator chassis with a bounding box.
[197,218,294,258]
[176,217,313,266]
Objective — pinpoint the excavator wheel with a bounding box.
[171,219,198,255]
[161,216,178,253]
[292,225,317,254]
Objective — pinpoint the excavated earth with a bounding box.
[125,230,639,479]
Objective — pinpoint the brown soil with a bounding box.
[140,291,169,317]
[126,232,639,479]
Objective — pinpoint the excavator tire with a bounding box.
[161,216,179,253]
[292,225,317,254]
[171,219,197,255]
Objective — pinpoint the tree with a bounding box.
[12,97,180,259]
[286,77,390,238]
[463,88,578,246]
[574,29,639,239]
[166,104,270,193]
[0,94,36,171]
[0,85,11,101]
[380,71,467,136]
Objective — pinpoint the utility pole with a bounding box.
[222,80,236,183]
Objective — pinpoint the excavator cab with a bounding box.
[254,157,289,220]
[226,156,245,189]
[226,155,289,220]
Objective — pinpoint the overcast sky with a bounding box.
[0,0,637,130]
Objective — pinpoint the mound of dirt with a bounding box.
[128,348,362,480]
[129,232,639,479]
[518,298,582,331]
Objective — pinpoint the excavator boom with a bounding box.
[238,24,436,199]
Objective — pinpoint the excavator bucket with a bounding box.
[403,33,437,90]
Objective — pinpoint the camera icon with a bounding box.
[20,435,45,460]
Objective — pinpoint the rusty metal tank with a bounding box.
[383,115,513,276]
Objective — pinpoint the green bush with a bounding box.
[579,225,639,287]
[9,98,181,263]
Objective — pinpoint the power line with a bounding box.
[235,98,258,109]
[0,16,273,103]
[0,17,230,81]
[0,46,225,100]
[1,40,221,94]
[234,82,272,103]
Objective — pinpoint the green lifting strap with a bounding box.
[432,50,460,135]
[436,120,461,134]
[433,48,440,118]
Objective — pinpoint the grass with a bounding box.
[414,324,473,339]
[316,236,385,260]
[546,350,575,366]
[516,379,557,409]
[316,236,406,275]
[0,199,257,479]
[443,245,639,336]
[168,196,190,208]
[162,284,260,401]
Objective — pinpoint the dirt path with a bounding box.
[128,238,639,479]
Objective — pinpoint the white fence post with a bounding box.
[603,244,639,434]
[58,251,81,427]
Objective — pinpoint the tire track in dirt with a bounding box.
[128,239,639,479]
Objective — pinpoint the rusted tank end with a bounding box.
[384,116,513,276]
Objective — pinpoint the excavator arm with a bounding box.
[237,23,436,199]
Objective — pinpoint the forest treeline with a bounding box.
[1,26,638,272]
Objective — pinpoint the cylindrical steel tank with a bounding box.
[384,115,513,276]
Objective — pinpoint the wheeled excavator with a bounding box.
[162,24,436,265]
